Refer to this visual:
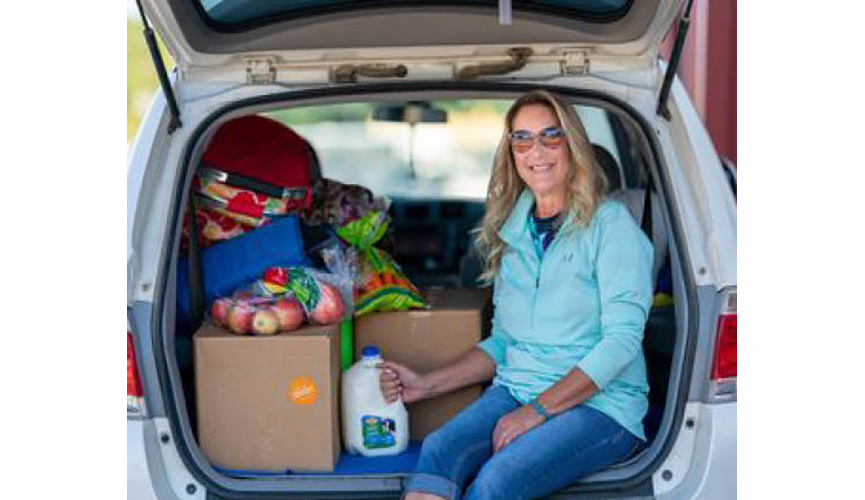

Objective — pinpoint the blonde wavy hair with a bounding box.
[474,90,608,284]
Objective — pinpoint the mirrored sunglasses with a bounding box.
[509,126,565,154]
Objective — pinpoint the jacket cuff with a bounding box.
[477,337,506,366]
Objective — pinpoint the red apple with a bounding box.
[263,267,289,287]
[232,290,255,302]
[310,282,346,325]
[251,309,279,336]
[210,298,233,327]
[271,298,305,332]
[226,303,255,335]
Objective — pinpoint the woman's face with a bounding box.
[510,104,571,200]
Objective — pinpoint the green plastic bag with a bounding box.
[336,211,426,316]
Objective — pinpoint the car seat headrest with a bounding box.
[591,144,623,193]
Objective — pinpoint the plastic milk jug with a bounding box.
[342,345,409,456]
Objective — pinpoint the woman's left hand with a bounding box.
[492,404,546,453]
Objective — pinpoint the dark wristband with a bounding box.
[528,398,552,421]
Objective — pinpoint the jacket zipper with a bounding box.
[531,255,542,333]
[531,225,567,333]
[530,236,552,333]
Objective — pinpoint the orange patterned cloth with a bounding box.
[181,173,299,250]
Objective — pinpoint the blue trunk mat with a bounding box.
[215,441,422,478]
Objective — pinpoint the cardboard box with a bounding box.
[354,288,492,440]
[405,386,483,441]
[194,322,340,472]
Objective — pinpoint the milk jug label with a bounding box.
[361,415,397,449]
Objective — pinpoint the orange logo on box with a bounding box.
[288,377,318,405]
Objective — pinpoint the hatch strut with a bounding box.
[656,0,695,121]
[135,0,182,134]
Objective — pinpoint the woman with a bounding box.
[380,90,654,500]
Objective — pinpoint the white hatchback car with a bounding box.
[127,1,736,499]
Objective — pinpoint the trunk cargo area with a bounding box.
[159,91,685,496]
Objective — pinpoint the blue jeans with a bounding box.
[402,385,640,500]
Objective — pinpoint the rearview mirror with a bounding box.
[372,101,448,125]
[370,102,448,179]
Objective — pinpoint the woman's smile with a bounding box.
[528,162,555,172]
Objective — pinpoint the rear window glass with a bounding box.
[264,99,625,201]
[198,0,631,28]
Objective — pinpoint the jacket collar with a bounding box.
[499,188,579,248]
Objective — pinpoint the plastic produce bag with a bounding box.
[210,291,305,336]
[320,240,362,288]
[210,256,354,334]
[258,266,353,325]
[336,211,426,316]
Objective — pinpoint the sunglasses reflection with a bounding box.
[509,126,565,153]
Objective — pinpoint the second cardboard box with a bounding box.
[354,288,491,441]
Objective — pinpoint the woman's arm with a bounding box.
[381,299,512,403]
[533,367,599,414]
[574,203,654,390]
[423,347,498,397]
[380,347,496,404]
[491,367,598,453]
[533,205,654,416]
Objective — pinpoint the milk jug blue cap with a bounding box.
[362,345,381,358]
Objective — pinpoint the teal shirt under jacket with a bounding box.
[478,189,654,440]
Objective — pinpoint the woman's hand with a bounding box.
[378,360,434,404]
[492,404,546,454]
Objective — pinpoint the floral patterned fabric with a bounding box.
[182,177,387,251]
[181,174,300,250]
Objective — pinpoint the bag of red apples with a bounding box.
[210,266,352,336]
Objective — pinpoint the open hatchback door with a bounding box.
[137,0,686,85]
[128,1,743,499]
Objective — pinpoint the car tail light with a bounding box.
[707,290,736,402]
[128,332,143,396]
[711,313,737,380]
[128,331,146,417]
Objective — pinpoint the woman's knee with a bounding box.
[463,459,518,500]
[416,425,494,488]
[416,426,461,473]
[419,427,450,459]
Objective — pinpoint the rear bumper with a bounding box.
[128,418,206,500]
[660,402,737,500]
[128,420,162,500]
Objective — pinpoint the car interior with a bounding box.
[171,95,678,480]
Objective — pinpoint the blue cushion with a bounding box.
[213,441,422,477]
[176,214,310,335]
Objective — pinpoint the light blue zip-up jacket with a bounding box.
[478,189,654,440]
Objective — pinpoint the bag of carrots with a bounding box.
[336,211,426,316]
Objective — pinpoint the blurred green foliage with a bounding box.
[269,103,375,125]
[128,19,172,142]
